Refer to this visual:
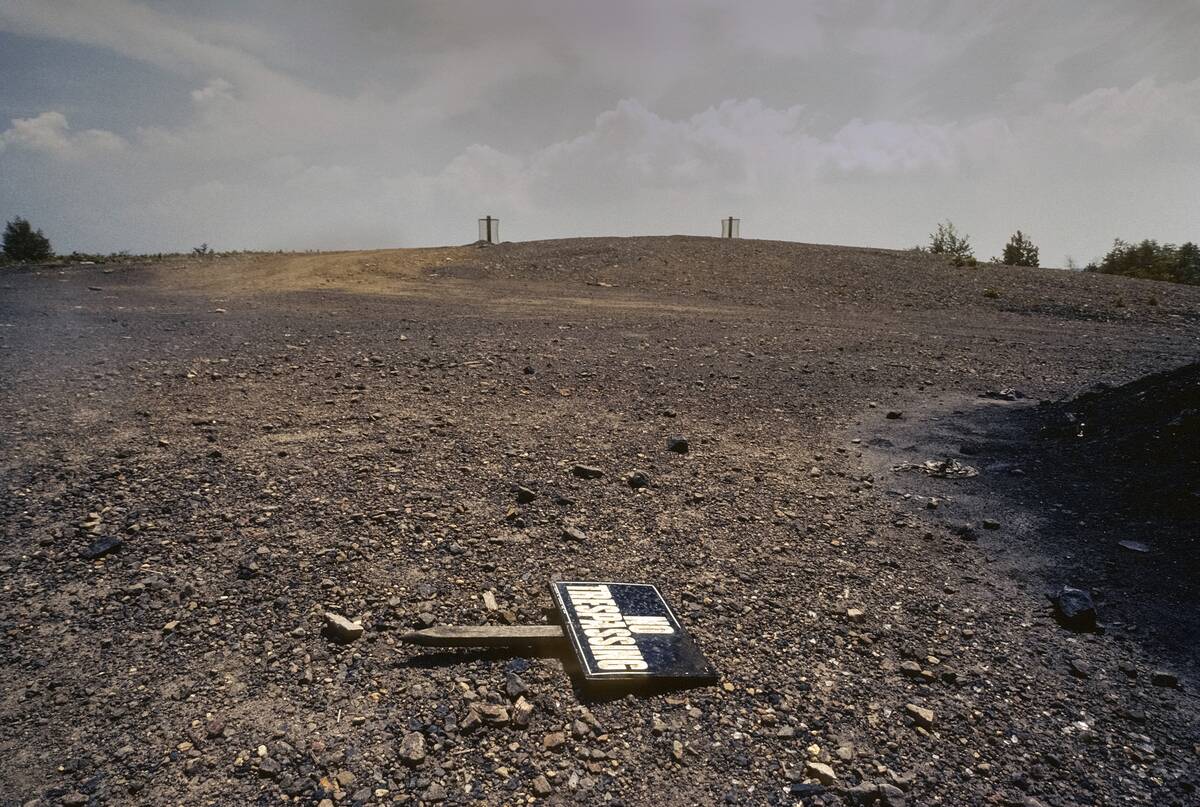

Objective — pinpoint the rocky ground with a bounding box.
[1,236,1198,806]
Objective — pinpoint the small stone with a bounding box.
[258,757,281,778]
[879,782,908,807]
[322,612,364,644]
[672,740,684,761]
[570,464,604,479]
[543,731,566,750]
[162,620,180,633]
[905,703,934,728]
[1150,670,1179,688]
[421,782,445,802]
[505,673,529,699]
[482,591,498,611]
[205,719,225,738]
[81,535,123,560]
[625,470,651,489]
[900,660,922,678]
[532,775,553,797]
[886,410,903,419]
[460,710,483,733]
[477,703,509,725]
[666,436,689,454]
[888,770,915,791]
[515,485,537,503]
[846,782,879,804]
[950,522,978,541]
[1068,659,1091,679]
[846,608,865,623]
[651,717,668,734]
[982,518,1000,530]
[804,761,838,785]
[62,794,88,806]
[398,731,426,765]
[512,696,534,727]
[561,525,587,543]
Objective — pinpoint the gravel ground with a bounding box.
[1,236,1198,806]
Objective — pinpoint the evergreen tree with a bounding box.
[1001,230,1039,267]
[1087,238,1200,286]
[2,217,54,262]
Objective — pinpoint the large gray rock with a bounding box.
[1048,585,1097,632]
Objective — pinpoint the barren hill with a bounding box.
[1,237,1198,806]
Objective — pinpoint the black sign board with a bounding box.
[551,581,717,683]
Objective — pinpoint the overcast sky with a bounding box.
[2,1,1198,265]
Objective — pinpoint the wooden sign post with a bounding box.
[401,581,717,686]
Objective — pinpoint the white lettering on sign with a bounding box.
[565,584,675,671]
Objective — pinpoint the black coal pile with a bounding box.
[1041,361,1200,520]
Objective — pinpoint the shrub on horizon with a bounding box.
[928,220,975,261]
[3,216,54,262]
[1001,230,1039,267]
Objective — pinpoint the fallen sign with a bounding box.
[401,581,718,687]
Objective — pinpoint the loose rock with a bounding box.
[81,535,123,560]
[905,703,935,728]
[626,469,652,489]
[322,612,364,644]
[398,731,426,765]
[532,774,553,796]
[804,761,838,785]
[561,525,587,543]
[1049,585,1098,632]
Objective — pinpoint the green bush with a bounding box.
[928,220,974,261]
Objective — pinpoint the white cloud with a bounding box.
[191,77,235,106]
[0,111,126,160]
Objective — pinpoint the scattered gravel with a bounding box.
[1,237,1198,805]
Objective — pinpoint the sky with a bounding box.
[1,1,1198,266]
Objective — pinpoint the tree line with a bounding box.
[924,219,1199,286]
[1085,239,1200,286]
